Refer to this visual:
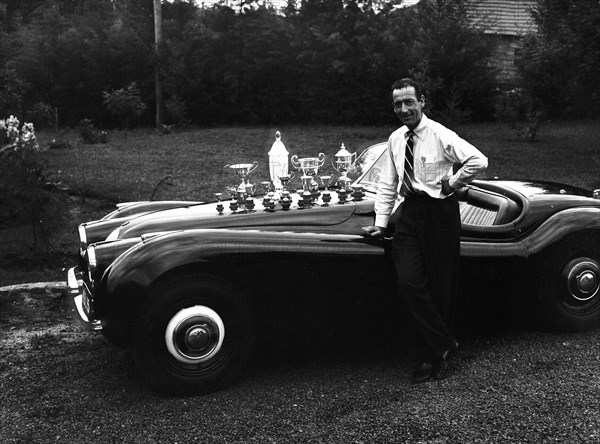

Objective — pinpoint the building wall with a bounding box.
[489,35,525,88]
[466,0,537,88]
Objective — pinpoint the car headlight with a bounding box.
[78,224,88,249]
[87,245,97,275]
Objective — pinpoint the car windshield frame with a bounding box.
[350,142,387,194]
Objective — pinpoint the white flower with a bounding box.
[1,116,39,152]
[20,122,40,151]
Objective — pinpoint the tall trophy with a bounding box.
[332,143,356,192]
[268,131,289,190]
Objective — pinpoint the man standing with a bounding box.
[363,78,488,383]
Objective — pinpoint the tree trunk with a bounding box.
[153,0,164,130]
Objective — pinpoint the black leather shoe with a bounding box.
[411,361,434,384]
[434,340,459,380]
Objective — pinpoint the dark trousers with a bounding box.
[392,193,460,362]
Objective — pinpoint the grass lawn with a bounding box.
[1,119,599,286]
[41,120,600,205]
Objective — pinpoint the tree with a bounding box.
[403,0,496,121]
[153,0,164,129]
[518,0,600,118]
[102,82,147,130]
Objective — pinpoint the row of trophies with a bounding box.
[215,133,364,214]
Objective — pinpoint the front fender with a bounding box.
[83,201,203,245]
[100,228,384,304]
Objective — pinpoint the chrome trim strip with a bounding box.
[67,267,102,331]
[73,295,102,331]
[67,267,80,291]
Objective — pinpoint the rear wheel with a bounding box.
[133,275,255,395]
[539,237,600,332]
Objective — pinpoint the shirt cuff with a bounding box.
[374,215,389,228]
[448,176,463,190]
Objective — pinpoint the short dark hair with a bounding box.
[391,78,423,98]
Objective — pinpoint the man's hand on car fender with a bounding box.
[362,226,385,238]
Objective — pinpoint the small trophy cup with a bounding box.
[245,183,256,211]
[299,177,314,208]
[280,192,292,210]
[227,186,239,212]
[278,172,295,192]
[261,181,274,211]
[332,143,356,193]
[261,180,273,194]
[351,185,365,201]
[215,193,224,215]
[320,175,333,206]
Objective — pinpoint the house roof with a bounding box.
[466,0,537,36]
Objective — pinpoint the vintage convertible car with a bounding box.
[68,142,600,395]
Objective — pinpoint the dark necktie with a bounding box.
[400,130,416,197]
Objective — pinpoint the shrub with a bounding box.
[0,117,44,228]
[0,116,69,253]
[165,96,190,127]
[0,68,28,118]
[493,88,546,141]
[27,102,58,129]
[102,82,147,130]
[78,119,108,144]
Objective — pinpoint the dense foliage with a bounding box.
[1,0,497,126]
[518,0,600,119]
[1,0,598,127]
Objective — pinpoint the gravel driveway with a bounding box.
[1,284,599,443]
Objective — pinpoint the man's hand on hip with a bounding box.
[441,179,454,196]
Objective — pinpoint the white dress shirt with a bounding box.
[374,114,488,228]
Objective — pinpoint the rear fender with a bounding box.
[458,207,600,258]
[523,207,600,256]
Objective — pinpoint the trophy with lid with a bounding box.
[332,143,356,192]
[268,131,294,191]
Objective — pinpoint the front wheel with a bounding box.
[538,237,600,332]
[133,275,255,395]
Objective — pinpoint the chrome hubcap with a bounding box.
[185,325,211,350]
[165,306,225,364]
[565,259,600,303]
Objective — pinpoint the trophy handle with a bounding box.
[248,162,258,175]
[288,171,295,181]
[290,154,300,169]
[317,152,326,167]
